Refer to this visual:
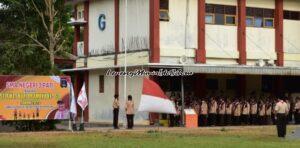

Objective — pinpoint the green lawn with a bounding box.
[0,126,299,148]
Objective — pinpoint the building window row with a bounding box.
[284,10,300,20]
[205,4,275,28]
[205,4,236,25]
[160,0,169,21]
[246,7,274,28]
[159,1,300,24]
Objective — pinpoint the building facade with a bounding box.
[65,0,300,124]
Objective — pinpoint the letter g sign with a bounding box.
[98,14,106,31]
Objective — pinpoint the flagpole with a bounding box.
[68,83,72,131]
[123,0,128,129]
[181,76,185,127]
[81,109,84,123]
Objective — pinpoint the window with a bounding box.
[254,17,263,27]
[205,4,237,25]
[291,11,300,20]
[246,7,275,28]
[284,10,300,20]
[264,18,274,27]
[225,6,236,15]
[77,10,84,20]
[160,0,169,21]
[263,9,274,18]
[205,14,214,24]
[225,15,236,25]
[246,17,254,26]
[99,75,104,93]
[215,13,225,25]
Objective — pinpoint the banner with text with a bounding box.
[0,76,70,121]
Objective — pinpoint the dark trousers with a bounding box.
[266,115,272,125]
[113,108,119,128]
[295,112,300,124]
[175,115,180,126]
[271,114,276,125]
[233,116,240,125]
[259,116,266,125]
[218,114,225,126]
[126,114,134,129]
[199,114,208,126]
[250,114,257,125]
[288,112,293,122]
[209,113,216,126]
[225,114,231,125]
[241,114,249,125]
[169,114,175,127]
[276,114,287,138]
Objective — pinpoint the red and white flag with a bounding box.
[138,78,176,114]
[77,83,88,111]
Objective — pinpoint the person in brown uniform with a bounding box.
[192,100,201,127]
[209,97,217,126]
[169,92,176,127]
[258,99,266,125]
[125,95,135,129]
[225,98,233,125]
[294,97,300,124]
[232,98,241,125]
[199,99,208,126]
[265,98,273,125]
[217,98,226,126]
[275,97,289,138]
[112,94,120,129]
[250,98,258,125]
[241,98,250,125]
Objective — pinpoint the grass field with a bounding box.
[0,126,299,148]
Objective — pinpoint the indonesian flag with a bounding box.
[138,78,176,114]
[77,83,88,111]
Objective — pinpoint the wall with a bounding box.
[160,0,198,60]
[204,1,238,65]
[206,0,236,5]
[245,0,276,65]
[246,0,275,9]
[206,25,239,61]
[89,69,115,123]
[88,69,148,123]
[283,0,300,67]
[119,0,150,52]
[246,28,276,61]
[89,0,115,56]
[284,0,300,11]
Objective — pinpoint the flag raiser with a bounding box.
[138,78,176,114]
[77,83,88,111]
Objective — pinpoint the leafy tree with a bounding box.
[0,0,73,75]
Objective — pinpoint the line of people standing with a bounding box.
[190,96,300,126]
[169,92,300,127]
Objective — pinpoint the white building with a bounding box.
[64,0,300,124]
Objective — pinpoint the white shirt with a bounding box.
[275,101,289,114]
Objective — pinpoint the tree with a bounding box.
[0,0,73,75]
